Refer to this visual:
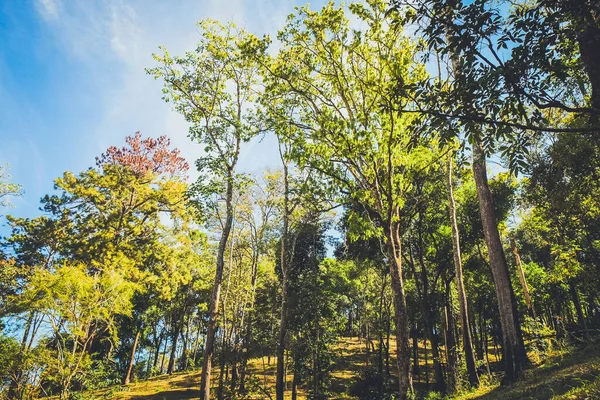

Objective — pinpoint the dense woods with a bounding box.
[1,0,599,399]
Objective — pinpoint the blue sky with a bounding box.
[0,0,330,230]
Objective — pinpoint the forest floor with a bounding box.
[92,337,600,400]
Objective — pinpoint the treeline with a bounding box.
[1,0,599,399]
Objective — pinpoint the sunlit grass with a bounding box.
[86,338,600,399]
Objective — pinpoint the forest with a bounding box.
[1,0,599,399]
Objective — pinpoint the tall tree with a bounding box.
[388,0,531,381]
[446,153,479,387]
[255,1,433,395]
[149,21,264,399]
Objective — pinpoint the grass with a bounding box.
[88,338,600,399]
[452,342,600,400]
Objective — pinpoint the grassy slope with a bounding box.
[93,339,600,400]
[454,343,600,400]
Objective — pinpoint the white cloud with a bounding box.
[35,0,60,22]
[32,0,329,184]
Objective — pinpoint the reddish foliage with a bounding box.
[96,132,189,177]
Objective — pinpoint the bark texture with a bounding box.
[472,137,528,382]
[386,217,413,397]
[124,329,141,385]
[276,159,290,400]
[447,155,480,387]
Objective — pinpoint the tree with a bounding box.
[256,1,434,395]
[388,0,531,381]
[237,172,279,393]
[446,151,479,388]
[1,133,192,396]
[15,263,136,399]
[149,20,264,399]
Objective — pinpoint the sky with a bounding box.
[0,0,329,230]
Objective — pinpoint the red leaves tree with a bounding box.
[96,132,189,178]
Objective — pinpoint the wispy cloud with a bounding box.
[35,0,60,22]
[30,0,312,184]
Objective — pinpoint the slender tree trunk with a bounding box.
[124,329,141,385]
[415,225,445,393]
[511,238,536,319]
[387,217,413,397]
[27,313,43,352]
[447,155,480,387]
[181,315,191,371]
[8,311,36,398]
[153,333,162,369]
[168,325,181,375]
[577,19,600,125]
[472,137,528,382]
[276,156,291,400]
[483,328,491,375]
[365,322,371,369]
[21,312,34,351]
[201,169,236,400]
[192,323,202,367]
[160,332,168,374]
[471,309,483,361]
[570,282,588,332]
[240,246,261,392]
[378,276,385,376]
[424,337,429,385]
[444,279,458,394]
[412,325,419,380]
[217,328,226,400]
[292,369,298,400]
[386,300,391,377]
[426,311,445,393]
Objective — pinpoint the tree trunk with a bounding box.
[412,325,419,379]
[511,238,536,319]
[424,337,429,385]
[192,324,202,367]
[276,156,291,400]
[425,310,445,393]
[240,242,262,392]
[472,136,528,382]
[387,217,413,397]
[200,169,235,400]
[386,300,391,377]
[154,332,163,369]
[447,155,480,387]
[160,332,168,374]
[124,329,141,385]
[8,311,36,398]
[444,279,458,394]
[472,309,483,362]
[570,282,588,332]
[217,328,226,400]
[181,315,191,371]
[292,369,298,400]
[577,19,600,125]
[167,325,181,375]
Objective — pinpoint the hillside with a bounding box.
[90,338,600,400]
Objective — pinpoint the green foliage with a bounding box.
[0,164,23,210]
[4,1,600,398]
[259,0,433,241]
[148,19,265,203]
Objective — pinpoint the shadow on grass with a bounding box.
[128,389,201,399]
[467,344,600,400]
